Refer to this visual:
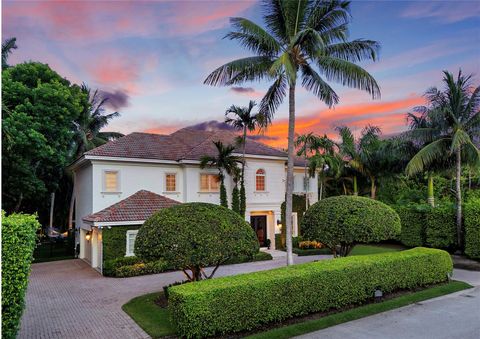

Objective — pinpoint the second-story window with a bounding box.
[165,173,176,192]
[200,174,220,192]
[104,170,120,192]
[256,169,266,191]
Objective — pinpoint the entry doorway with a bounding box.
[250,215,267,247]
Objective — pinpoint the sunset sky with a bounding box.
[4,0,480,147]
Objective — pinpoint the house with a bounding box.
[70,127,318,273]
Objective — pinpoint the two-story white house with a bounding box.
[70,127,318,272]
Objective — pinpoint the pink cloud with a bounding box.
[401,1,480,23]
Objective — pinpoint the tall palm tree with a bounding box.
[295,132,320,208]
[225,100,261,216]
[205,0,380,265]
[406,70,480,249]
[308,143,342,200]
[68,84,123,229]
[2,37,17,70]
[200,141,242,208]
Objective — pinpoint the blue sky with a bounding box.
[4,0,479,147]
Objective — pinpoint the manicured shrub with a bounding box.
[425,203,456,251]
[223,251,272,265]
[464,198,480,260]
[302,196,401,256]
[102,225,141,262]
[169,248,452,338]
[2,211,40,339]
[298,240,324,249]
[393,204,428,247]
[231,185,240,214]
[135,203,259,281]
[103,256,169,277]
[281,194,306,247]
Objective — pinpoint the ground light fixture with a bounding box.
[374,288,383,302]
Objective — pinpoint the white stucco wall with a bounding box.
[75,164,93,230]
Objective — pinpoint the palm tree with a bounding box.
[308,142,342,200]
[204,0,380,265]
[68,84,123,229]
[295,132,320,208]
[2,37,17,70]
[406,70,480,249]
[225,100,261,216]
[200,141,242,208]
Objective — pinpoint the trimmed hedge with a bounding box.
[281,194,307,246]
[169,248,452,338]
[394,205,428,247]
[103,256,169,277]
[464,199,480,260]
[425,204,456,250]
[2,212,40,339]
[102,225,141,262]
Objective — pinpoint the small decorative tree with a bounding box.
[302,196,401,257]
[135,203,259,281]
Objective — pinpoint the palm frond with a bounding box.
[406,138,451,176]
[258,74,287,127]
[300,64,339,107]
[204,56,274,86]
[323,39,380,63]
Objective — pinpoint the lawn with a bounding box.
[122,281,471,339]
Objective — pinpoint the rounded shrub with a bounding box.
[135,203,259,281]
[302,196,401,256]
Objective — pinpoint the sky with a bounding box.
[3,0,480,148]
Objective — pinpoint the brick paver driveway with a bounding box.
[19,254,329,339]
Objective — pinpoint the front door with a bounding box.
[250,215,267,247]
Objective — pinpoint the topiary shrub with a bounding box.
[103,256,169,277]
[393,204,429,247]
[425,203,456,251]
[281,194,307,247]
[2,211,40,339]
[464,198,480,260]
[169,248,452,338]
[302,196,401,256]
[135,203,259,281]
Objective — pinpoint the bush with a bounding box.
[425,203,456,251]
[223,251,272,265]
[135,203,259,281]
[302,196,401,256]
[298,240,324,249]
[2,211,40,339]
[464,199,480,260]
[169,248,452,338]
[394,204,429,247]
[103,256,169,277]
[281,194,307,247]
[102,225,141,262]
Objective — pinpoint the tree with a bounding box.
[66,84,123,229]
[224,100,261,216]
[200,141,242,208]
[2,62,84,214]
[2,37,17,70]
[295,132,319,208]
[205,0,380,265]
[135,203,259,281]
[302,196,401,256]
[406,70,480,249]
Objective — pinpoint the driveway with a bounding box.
[296,269,480,339]
[19,254,329,339]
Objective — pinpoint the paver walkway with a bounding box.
[296,269,480,339]
[19,254,330,338]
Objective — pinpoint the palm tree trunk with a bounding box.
[285,83,296,266]
[353,175,358,196]
[370,176,376,199]
[455,147,463,250]
[242,126,247,178]
[304,155,308,210]
[68,189,75,229]
[427,173,435,207]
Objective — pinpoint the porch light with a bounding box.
[276,219,281,225]
[85,231,92,241]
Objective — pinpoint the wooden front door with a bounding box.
[250,215,267,247]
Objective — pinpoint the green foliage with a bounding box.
[464,198,480,259]
[115,260,169,278]
[393,204,429,247]
[240,181,246,218]
[2,62,84,213]
[220,182,228,208]
[2,211,40,339]
[102,225,141,262]
[231,185,240,214]
[135,203,259,280]
[425,203,456,250]
[281,194,307,246]
[169,248,452,338]
[223,251,272,265]
[302,196,401,256]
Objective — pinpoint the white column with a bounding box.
[292,212,299,237]
[91,228,98,268]
[79,229,86,259]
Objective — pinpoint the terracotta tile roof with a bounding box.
[83,190,180,223]
[84,127,287,161]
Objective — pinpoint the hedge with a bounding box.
[102,225,141,262]
[169,248,452,338]
[2,211,40,339]
[464,199,480,260]
[425,204,456,250]
[103,256,169,277]
[394,205,428,247]
[280,194,307,247]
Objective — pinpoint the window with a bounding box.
[165,173,176,192]
[200,174,220,192]
[125,230,138,257]
[256,169,266,191]
[104,170,119,192]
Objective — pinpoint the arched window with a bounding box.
[256,169,266,191]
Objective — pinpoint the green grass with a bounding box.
[123,281,471,339]
[122,292,175,338]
